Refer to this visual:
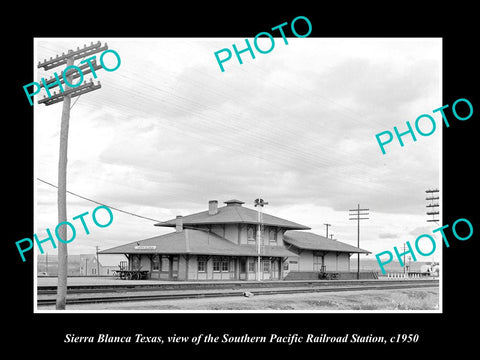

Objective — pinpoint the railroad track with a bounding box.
[37,278,437,294]
[37,280,438,306]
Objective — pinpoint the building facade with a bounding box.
[100,199,370,280]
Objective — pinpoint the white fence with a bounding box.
[382,273,438,280]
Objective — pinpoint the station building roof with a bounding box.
[284,231,371,254]
[99,228,298,258]
[155,199,311,231]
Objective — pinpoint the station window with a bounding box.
[222,260,229,272]
[247,225,255,242]
[248,259,256,272]
[213,257,229,272]
[198,258,206,272]
[269,228,277,243]
[263,260,270,273]
[213,259,221,272]
[160,256,169,272]
[152,255,160,271]
[172,256,179,272]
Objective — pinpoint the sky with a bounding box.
[33,37,442,265]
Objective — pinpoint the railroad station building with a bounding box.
[100,199,370,280]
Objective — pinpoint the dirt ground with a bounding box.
[37,286,439,312]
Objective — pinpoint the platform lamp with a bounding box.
[254,198,268,281]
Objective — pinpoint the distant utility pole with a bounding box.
[37,42,107,310]
[96,246,100,276]
[254,198,268,281]
[425,188,439,224]
[324,223,331,238]
[349,204,369,280]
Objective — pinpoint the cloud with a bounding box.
[378,232,399,239]
[318,58,440,114]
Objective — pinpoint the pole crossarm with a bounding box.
[425,187,440,223]
[40,60,103,89]
[38,41,108,70]
[38,80,101,106]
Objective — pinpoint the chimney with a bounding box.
[208,200,218,215]
[176,215,183,232]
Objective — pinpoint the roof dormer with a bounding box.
[224,199,245,207]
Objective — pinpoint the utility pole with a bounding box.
[349,204,369,280]
[96,246,100,276]
[324,223,331,238]
[254,198,268,281]
[426,188,439,223]
[37,41,108,310]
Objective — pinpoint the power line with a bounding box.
[36,178,162,223]
[70,94,82,109]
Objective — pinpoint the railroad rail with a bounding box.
[37,279,438,306]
